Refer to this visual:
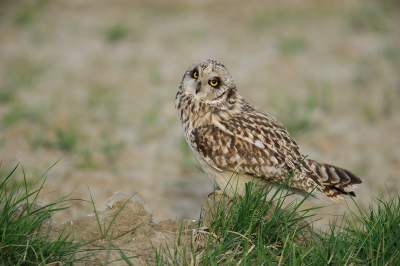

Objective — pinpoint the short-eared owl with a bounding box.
[175,59,362,202]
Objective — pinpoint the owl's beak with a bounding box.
[195,83,201,94]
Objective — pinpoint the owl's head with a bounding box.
[179,59,237,103]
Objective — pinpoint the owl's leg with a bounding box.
[207,188,223,197]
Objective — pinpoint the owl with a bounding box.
[175,59,362,202]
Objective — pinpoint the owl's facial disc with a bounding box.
[183,66,225,102]
[179,59,235,104]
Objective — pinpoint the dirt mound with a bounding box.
[47,191,197,265]
[44,191,313,265]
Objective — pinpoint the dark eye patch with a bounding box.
[192,69,199,79]
[208,77,221,88]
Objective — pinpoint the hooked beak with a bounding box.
[195,82,201,94]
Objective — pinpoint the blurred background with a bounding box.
[0,0,399,228]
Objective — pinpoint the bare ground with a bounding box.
[46,192,197,265]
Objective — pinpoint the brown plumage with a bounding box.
[175,59,362,202]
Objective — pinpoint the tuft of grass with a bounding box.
[0,162,143,264]
[382,46,400,65]
[0,162,86,265]
[27,133,53,151]
[0,87,15,103]
[75,148,98,169]
[348,7,388,34]
[14,6,35,25]
[342,193,400,265]
[314,192,400,265]
[2,105,44,127]
[196,179,317,265]
[14,1,47,26]
[6,56,46,88]
[156,174,319,265]
[154,172,400,265]
[1,161,147,264]
[55,127,78,152]
[105,24,129,42]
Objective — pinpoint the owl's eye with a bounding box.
[192,71,198,79]
[209,79,219,87]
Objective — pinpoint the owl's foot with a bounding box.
[207,189,224,198]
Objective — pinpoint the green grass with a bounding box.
[14,1,47,26]
[88,188,142,240]
[0,87,15,103]
[27,126,81,152]
[55,127,78,152]
[1,162,399,265]
[14,6,35,25]
[382,46,400,66]
[0,162,141,264]
[27,133,54,151]
[75,147,98,169]
[6,56,46,88]
[0,164,140,265]
[2,105,44,127]
[154,175,400,265]
[0,162,85,265]
[105,24,129,42]
[347,7,388,34]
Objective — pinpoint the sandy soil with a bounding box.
[1,0,400,231]
[45,191,313,265]
[46,192,198,265]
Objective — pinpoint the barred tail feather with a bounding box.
[306,159,362,201]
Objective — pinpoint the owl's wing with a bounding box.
[190,107,362,201]
[189,110,308,185]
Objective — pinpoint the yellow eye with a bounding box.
[193,71,198,79]
[209,80,218,87]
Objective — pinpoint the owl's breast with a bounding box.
[177,96,214,133]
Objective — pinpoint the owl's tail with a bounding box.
[305,159,362,202]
